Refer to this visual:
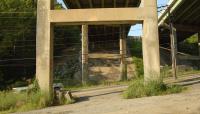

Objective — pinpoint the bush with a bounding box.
[123,78,183,99]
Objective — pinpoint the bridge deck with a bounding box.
[159,0,200,44]
[63,0,141,9]
[62,0,141,44]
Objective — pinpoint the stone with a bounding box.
[65,91,74,102]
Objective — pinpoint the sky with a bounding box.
[56,0,169,36]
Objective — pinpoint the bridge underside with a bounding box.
[64,0,141,9]
[159,0,200,44]
[63,0,140,46]
[36,0,160,93]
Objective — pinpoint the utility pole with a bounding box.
[168,7,177,79]
[119,25,127,81]
[198,33,200,57]
[82,25,89,85]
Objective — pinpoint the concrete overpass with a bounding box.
[158,0,200,45]
[158,0,200,78]
[36,0,160,93]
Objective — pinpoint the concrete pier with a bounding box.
[36,0,161,93]
[142,0,160,82]
[36,0,54,93]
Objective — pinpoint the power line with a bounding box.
[0,17,36,19]
[0,45,140,63]
[157,5,168,9]
[0,6,167,67]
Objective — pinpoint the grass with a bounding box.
[0,80,75,114]
[0,91,52,114]
[64,80,132,91]
[123,77,184,99]
[161,65,200,79]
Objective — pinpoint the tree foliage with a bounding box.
[0,0,80,90]
[0,0,37,90]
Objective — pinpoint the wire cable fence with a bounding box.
[0,4,170,85]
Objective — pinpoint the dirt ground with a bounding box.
[19,75,200,114]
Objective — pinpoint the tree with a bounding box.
[0,0,81,90]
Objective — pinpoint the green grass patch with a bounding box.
[161,65,200,78]
[64,80,132,91]
[0,91,52,114]
[123,78,184,99]
[0,80,74,113]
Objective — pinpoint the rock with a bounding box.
[54,90,74,104]
[54,90,66,104]
[65,91,74,102]
[12,86,28,93]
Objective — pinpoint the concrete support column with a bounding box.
[142,0,160,82]
[82,25,89,85]
[198,33,200,56]
[119,25,127,81]
[36,0,54,93]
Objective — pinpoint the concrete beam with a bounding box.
[143,0,157,7]
[158,0,184,26]
[36,0,54,93]
[63,0,70,9]
[178,55,200,60]
[50,8,154,25]
[180,5,200,23]
[189,13,200,24]
[174,0,198,22]
[142,0,160,82]
[89,53,120,59]
[174,24,200,32]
